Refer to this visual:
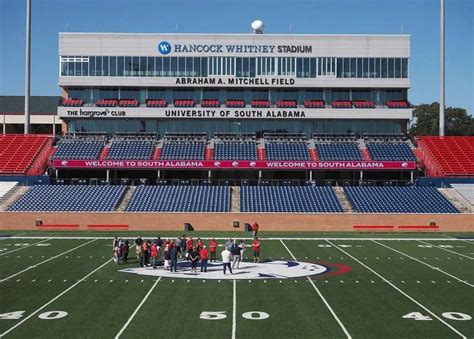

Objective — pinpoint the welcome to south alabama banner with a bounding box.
[52,160,416,171]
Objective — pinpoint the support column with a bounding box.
[106,169,110,182]
[309,171,313,181]
[359,171,363,182]
[410,171,414,182]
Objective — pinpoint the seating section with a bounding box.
[304,100,325,108]
[201,99,220,107]
[353,100,375,108]
[276,100,297,108]
[126,185,230,212]
[118,99,139,107]
[52,140,104,160]
[417,136,474,176]
[316,143,363,161]
[0,182,17,199]
[9,185,126,212]
[214,141,257,160]
[146,99,167,107]
[366,143,416,161]
[251,100,271,108]
[226,100,246,108]
[62,98,84,107]
[96,99,118,107]
[160,141,206,160]
[265,142,309,160]
[241,186,342,212]
[386,100,410,108]
[174,99,195,107]
[451,184,474,205]
[344,187,459,213]
[332,100,352,108]
[0,134,50,174]
[107,140,155,160]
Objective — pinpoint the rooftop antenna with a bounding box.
[400,24,404,34]
[289,24,293,34]
[251,20,264,34]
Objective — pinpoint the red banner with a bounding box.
[52,159,416,171]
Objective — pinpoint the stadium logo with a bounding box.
[119,260,347,280]
[158,41,172,55]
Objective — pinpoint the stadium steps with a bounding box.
[116,186,136,211]
[26,137,53,176]
[152,147,161,160]
[99,147,110,160]
[0,186,30,211]
[334,187,354,212]
[231,186,240,212]
[360,149,371,161]
[437,188,473,213]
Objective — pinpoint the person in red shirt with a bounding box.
[200,245,209,272]
[186,237,194,260]
[252,222,259,239]
[209,239,217,262]
[151,242,158,269]
[197,238,204,251]
[252,238,260,263]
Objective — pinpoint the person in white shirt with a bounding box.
[221,248,233,274]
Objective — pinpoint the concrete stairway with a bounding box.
[438,188,473,213]
[334,187,354,212]
[116,186,136,211]
[0,186,30,211]
[231,186,240,212]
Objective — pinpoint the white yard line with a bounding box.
[232,279,237,339]
[280,239,352,339]
[0,258,112,338]
[326,240,468,339]
[0,238,51,256]
[114,277,162,339]
[0,239,98,283]
[372,240,473,288]
[4,236,470,241]
[417,240,474,260]
[441,234,474,244]
[0,232,26,240]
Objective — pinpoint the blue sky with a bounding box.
[0,0,473,114]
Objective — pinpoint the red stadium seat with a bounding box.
[386,100,410,108]
[0,134,50,174]
[225,100,245,108]
[353,100,375,108]
[146,99,167,107]
[201,99,220,107]
[331,100,352,108]
[276,100,297,108]
[303,100,325,108]
[251,100,270,108]
[417,136,474,176]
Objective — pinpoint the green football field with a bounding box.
[0,232,472,338]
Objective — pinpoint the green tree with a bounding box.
[410,102,474,136]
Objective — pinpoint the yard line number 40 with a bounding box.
[0,311,67,320]
[403,312,471,321]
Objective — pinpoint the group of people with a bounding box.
[112,233,262,275]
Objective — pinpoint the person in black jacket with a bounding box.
[189,246,200,273]
[170,245,178,272]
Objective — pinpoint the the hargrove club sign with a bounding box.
[52,159,416,171]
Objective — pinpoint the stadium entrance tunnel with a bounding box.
[118,260,329,280]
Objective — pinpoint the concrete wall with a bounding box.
[0,212,472,232]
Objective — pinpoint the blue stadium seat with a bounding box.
[52,140,104,160]
[126,185,230,212]
[161,141,206,160]
[107,140,154,160]
[366,143,416,161]
[8,185,126,212]
[316,143,363,161]
[214,141,257,160]
[240,186,342,212]
[266,142,309,160]
[344,186,459,213]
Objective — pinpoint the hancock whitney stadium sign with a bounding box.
[52,160,416,171]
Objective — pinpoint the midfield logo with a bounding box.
[119,260,351,280]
